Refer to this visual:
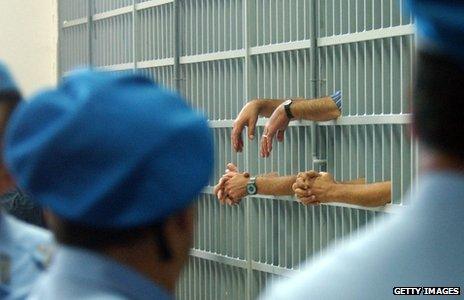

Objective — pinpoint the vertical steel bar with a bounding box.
[87,0,93,67]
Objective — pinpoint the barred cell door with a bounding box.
[58,0,417,299]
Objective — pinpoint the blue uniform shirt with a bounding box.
[261,172,464,299]
[29,245,173,300]
[0,189,44,228]
[0,213,53,300]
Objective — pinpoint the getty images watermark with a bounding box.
[393,287,461,296]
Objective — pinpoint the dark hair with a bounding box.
[0,90,21,136]
[0,90,21,103]
[52,218,172,260]
[414,51,464,160]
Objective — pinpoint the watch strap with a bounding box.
[284,99,294,119]
[247,177,258,195]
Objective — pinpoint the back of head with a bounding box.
[414,52,464,161]
[4,70,214,230]
[0,62,22,195]
[409,0,464,162]
[0,62,21,138]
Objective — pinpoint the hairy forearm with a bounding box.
[291,97,341,121]
[331,181,391,207]
[341,178,366,185]
[256,175,297,195]
[252,99,285,117]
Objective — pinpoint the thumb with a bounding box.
[227,163,238,172]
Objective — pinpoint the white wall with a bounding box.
[0,0,58,97]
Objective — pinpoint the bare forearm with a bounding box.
[341,178,366,185]
[251,99,285,117]
[256,175,297,195]
[331,181,391,207]
[291,97,341,121]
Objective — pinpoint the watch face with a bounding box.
[247,183,257,195]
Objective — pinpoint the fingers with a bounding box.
[292,181,308,192]
[213,183,222,196]
[248,116,258,141]
[232,120,245,152]
[217,189,226,205]
[214,176,227,195]
[306,170,320,179]
[265,126,277,157]
[260,124,277,158]
[298,195,319,206]
[277,129,285,142]
[224,191,243,206]
[294,188,311,198]
[297,172,308,180]
[260,133,267,157]
[226,163,238,173]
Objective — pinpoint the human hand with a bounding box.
[293,171,320,205]
[223,172,250,205]
[214,163,239,204]
[260,103,290,157]
[232,100,262,152]
[294,172,338,204]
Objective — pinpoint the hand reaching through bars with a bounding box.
[293,171,392,207]
[213,163,248,205]
[232,92,342,155]
[232,101,261,152]
[215,163,298,205]
[261,103,291,158]
[232,99,290,152]
[293,171,336,205]
[215,165,390,207]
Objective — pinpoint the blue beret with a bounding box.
[4,70,213,229]
[0,61,19,94]
[407,0,464,63]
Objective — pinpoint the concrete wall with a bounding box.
[0,0,58,97]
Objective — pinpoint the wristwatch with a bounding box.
[283,99,294,119]
[246,177,258,195]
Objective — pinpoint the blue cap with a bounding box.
[4,70,213,229]
[407,0,464,63]
[0,61,19,94]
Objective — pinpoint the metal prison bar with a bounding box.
[58,0,418,299]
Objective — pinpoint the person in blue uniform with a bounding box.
[0,62,52,300]
[0,63,44,227]
[260,1,464,299]
[4,70,213,299]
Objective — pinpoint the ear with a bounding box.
[0,164,16,194]
[173,206,195,235]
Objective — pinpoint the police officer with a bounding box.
[260,1,464,299]
[4,70,213,299]
[0,62,52,299]
[0,63,45,227]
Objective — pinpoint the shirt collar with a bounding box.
[52,245,173,300]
